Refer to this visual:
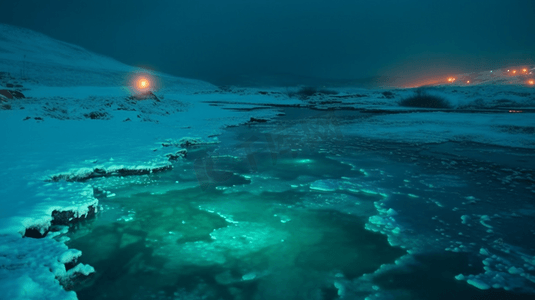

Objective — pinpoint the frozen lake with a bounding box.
[63,108,535,300]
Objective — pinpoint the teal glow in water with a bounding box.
[67,188,404,300]
[64,108,535,299]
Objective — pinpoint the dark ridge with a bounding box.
[332,94,368,98]
[399,89,452,109]
[52,206,96,226]
[249,117,268,123]
[127,91,160,101]
[0,89,25,99]
[201,100,305,109]
[24,205,97,238]
[162,138,210,148]
[318,100,343,105]
[47,165,172,182]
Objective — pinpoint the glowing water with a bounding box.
[65,108,535,299]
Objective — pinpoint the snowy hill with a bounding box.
[0,23,213,90]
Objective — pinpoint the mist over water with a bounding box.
[3,0,535,86]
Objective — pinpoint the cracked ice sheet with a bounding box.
[314,152,535,295]
[365,184,535,294]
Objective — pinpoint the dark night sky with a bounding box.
[2,0,535,86]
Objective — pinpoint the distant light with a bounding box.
[136,77,150,90]
[529,80,534,85]
[490,70,493,73]
[509,110,523,113]
[512,70,517,74]
[508,70,510,72]
[522,68,527,72]
[466,80,470,84]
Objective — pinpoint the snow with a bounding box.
[0,233,84,300]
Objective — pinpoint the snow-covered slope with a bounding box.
[0,23,212,91]
[0,24,294,300]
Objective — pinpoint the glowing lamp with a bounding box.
[512,70,517,74]
[136,77,150,90]
[523,68,527,72]
[466,80,470,84]
[529,80,534,85]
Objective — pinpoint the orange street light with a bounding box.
[136,77,150,90]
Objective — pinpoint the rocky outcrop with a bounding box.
[128,91,161,101]
[165,149,188,161]
[51,206,97,226]
[47,165,172,182]
[248,117,268,123]
[0,89,25,99]
[83,111,110,120]
[23,205,97,238]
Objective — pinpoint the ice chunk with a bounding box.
[242,273,256,281]
[310,179,338,192]
[467,278,491,290]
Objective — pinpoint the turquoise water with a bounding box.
[65,108,535,299]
